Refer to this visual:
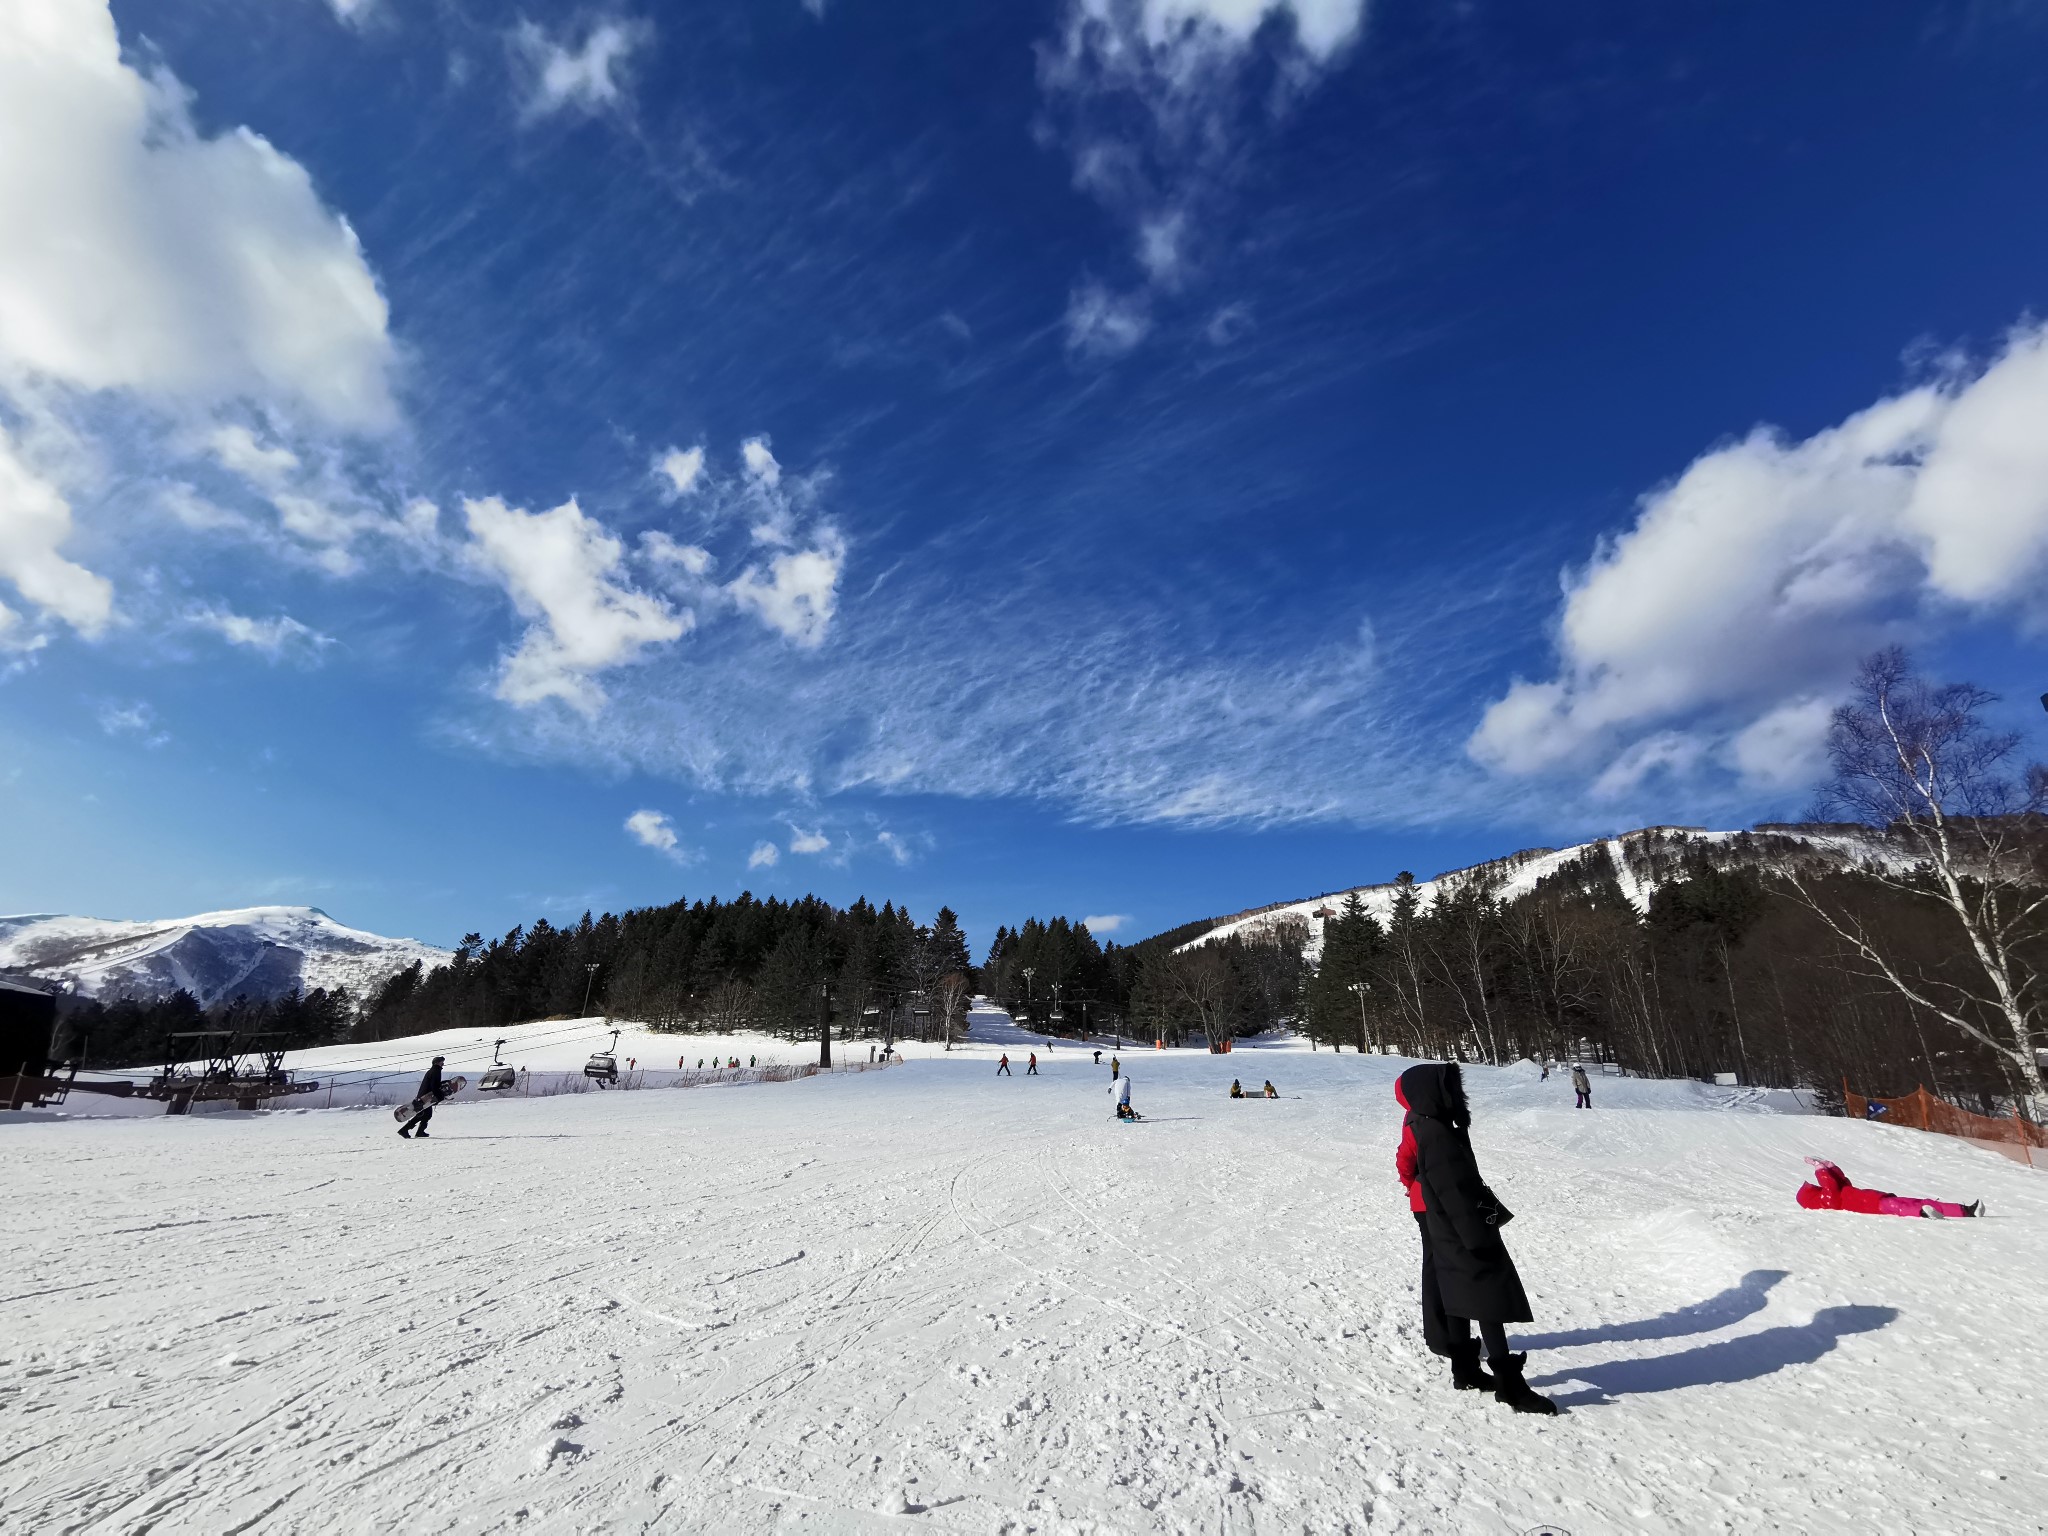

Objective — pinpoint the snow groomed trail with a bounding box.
[6,1007,2046,1533]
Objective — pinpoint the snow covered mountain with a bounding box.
[1179,822,1905,961]
[0,906,451,1007]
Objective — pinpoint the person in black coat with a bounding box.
[1396,1062,1556,1414]
[398,1056,446,1140]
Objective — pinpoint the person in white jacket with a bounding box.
[1111,1073,1134,1119]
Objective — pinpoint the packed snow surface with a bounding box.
[6,1005,2044,1533]
[0,905,448,1005]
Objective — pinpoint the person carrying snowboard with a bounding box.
[1570,1064,1592,1109]
[1796,1158,1981,1219]
[997,1054,1012,1076]
[1027,1053,1039,1076]
[398,1056,447,1139]
[1396,1062,1556,1414]
[1111,1073,1135,1120]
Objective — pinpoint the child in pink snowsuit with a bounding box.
[1796,1159,1979,1219]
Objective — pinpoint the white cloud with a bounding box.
[185,604,332,659]
[206,424,301,487]
[657,445,706,496]
[1727,695,1834,792]
[641,529,714,578]
[1064,282,1152,359]
[740,436,782,489]
[465,495,690,713]
[0,422,114,642]
[876,829,912,865]
[97,699,166,745]
[726,530,845,648]
[0,0,396,430]
[325,0,378,24]
[1471,322,2048,785]
[747,840,781,869]
[1039,0,1367,338]
[788,824,830,855]
[625,807,691,862]
[1081,913,1130,933]
[512,17,652,119]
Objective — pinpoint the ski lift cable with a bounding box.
[307,1018,630,1080]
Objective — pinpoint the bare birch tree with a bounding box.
[1787,648,2047,1099]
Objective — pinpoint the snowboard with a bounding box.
[392,1077,467,1121]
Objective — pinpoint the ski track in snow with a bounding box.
[5,1007,2047,1533]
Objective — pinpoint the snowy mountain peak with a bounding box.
[0,906,451,1007]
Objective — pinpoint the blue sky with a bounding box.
[4,0,2048,952]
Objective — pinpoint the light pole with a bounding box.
[1348,981,1370,1055]
[1022,966,1035,1025]
[581,963,600,1018]
[817,978,833,1067]
[1049,983,1063,1039]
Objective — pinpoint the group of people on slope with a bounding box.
[1540,1060,1595,1108]
[995,1053,1043,1076]
[1229,1079,1278,1099]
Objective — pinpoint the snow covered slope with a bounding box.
[1180,823,1903,961]
[0,906,449,1006]
[5,1006,2043,1533]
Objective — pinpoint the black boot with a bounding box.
[398,1127,412,1138]
[1448,1341,1495,1391]
[1492,1357,1558,1415]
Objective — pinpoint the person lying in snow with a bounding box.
[1796,1158,1982,1219]
[1395,1063,1556,1414]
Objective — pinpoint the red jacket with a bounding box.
[1393,1079,1427,1213]
[1796,1160,1886,1215]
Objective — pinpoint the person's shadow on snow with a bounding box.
[1516,1269,1789,1350]
[1531,1304,1900,1406]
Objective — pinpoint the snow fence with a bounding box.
[1845,1080,2048,1168]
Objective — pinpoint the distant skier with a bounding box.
[1027,1053,1039,1076]
[1230,1079,1244,1099]
[1262,1080,1278,1099]
[1110,1055,1121,1080]
[1093,1049,1102,1065]
[1570,1065,1592,1109]
[1540,1061,1551,1081]
[398,1056,447,1140]
[1395,1062,1556,1414]
[1111,1073,1135,1120]
[1797,1159,1981,1219]
[997,1054,1012,1076]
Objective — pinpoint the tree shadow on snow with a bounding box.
[1516,1269,1789,1349]
[1531,1304,1900,1406]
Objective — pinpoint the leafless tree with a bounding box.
[1787,647,2047,1099]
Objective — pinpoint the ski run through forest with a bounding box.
[6,1004,2046,1534]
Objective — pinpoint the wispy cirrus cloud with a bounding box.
[511,16,654,120]
[1037,0,1368,353]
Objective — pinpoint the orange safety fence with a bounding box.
[1844,1079,2047,1168]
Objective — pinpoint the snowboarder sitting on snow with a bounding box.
[1112,1074,1135,1119]
[1395,1063,1556,1414]
[997,1054,1011,1076]
[1796,1158,1981,1219]
[398,1056,446,1140]
[1262,1080,1278,1099]
[1230,1079,1244,1098]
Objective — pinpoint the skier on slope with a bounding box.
[1111,1073,1135,1120]
[398,1056,446,1140]
[1027,1053,1039,1075]
[1796,1159,1981,1219]
[997,1054,1012,1076]
[1395,1063,1556,1413]
[1570,1064,1592,1109]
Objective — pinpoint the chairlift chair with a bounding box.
[480,1038,517,1092]
[584,1028,623,1087]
